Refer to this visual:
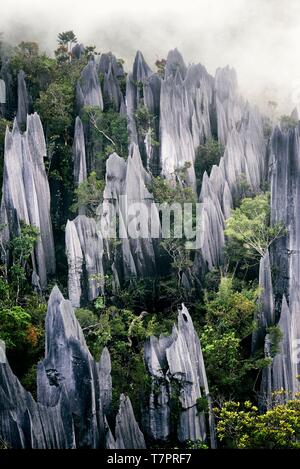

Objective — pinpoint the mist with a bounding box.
[1,0,300,114]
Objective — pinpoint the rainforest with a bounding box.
[0,18,300,451]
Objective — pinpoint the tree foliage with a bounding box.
[71,171,104,216]
[225,193,285,260]
[216,398,300,448]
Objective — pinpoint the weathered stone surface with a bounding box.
[115,394,146,449]
[252,251,275,353]
[144,304,216,447]
[0,113,55,288]
[66,215,104,307]
[261,296,293,406]
[98,52,125,111]
[0,78,6,104]
[99,347,112,415]
[72,43,85,59]
[99,146,159,287]
[73,116,87,185]
[0,286,145,449]
[126,51,161,173]
[16,70,29,126]
[261,122,300,399]
[194,105,265,277]
[0,351,75,448]
[214,66,244,145]
[37,286,107,448]
[77,60,103,111]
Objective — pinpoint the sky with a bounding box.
[1,0,300,114]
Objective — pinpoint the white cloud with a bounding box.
[1,0,299,113]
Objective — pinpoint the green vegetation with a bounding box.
[215,398,300,448]
[0,224,46,394]
[134,105,159,146]
[0,31,295,449]
[82,106,128,177]
[225,193,285,264]
[200,276,266,398]
[195,138,223,190]
[76,305,164,417]
[71,171,105,216]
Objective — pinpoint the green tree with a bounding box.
[71,171,105,216]
[82,106,128,177]
[216,398,300,448]
[195,139,223,190]
[10,43,56,104]
[36,81,73,140]
[57,31,77,60]
[225,193,285,261]
[200,276,266,397]
[9,223,40,302]
[134,105,159,146]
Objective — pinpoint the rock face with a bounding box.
[0,349,75,448]
[16,70,29,126]
[66,215,104,308]
[0,286,146,449]
[194,103,266,278]
[0,113,55,288]
[160,49,217,189]
[260,122,300,401]
[98,52,125,112]
[99,146,160,287]
[77,60,103,111]
[37,286,106,448]
[126,51,161,173]
[72,43,85,59]
[0,78,6,113]
[252,251,275,353]
[144,304,216,447]
[115,394,146,449]
[73,116,87,186]
[260,296,293,406]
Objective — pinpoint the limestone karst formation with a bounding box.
[144,304,216,447]
[0,43,300,449]
[0,287,209,449]
[0,112,55,289]
[259,123,300,404]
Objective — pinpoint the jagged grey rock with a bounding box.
[214,66,244,145]
[77,60,103,111]
[66,215,104,308]
[0,78,6,104]
[98,146,159,287]
[72,43,85,59]
[16,70,29,126]
[115,394,146,449]
[0,286,145,449]
[73,116,87,185]
[98,52,125,111]
[194,102,265,278]
[260,296,293,407]
[99,347,112,415]
[261,122,300,399]
[37,286,107,448]
[252,251,275,353]
[0,350,76,448]
[0,113,55,288]
[144,304,216,447]
[126,51,161,173]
